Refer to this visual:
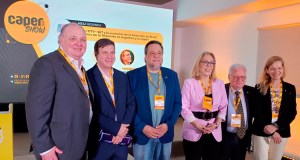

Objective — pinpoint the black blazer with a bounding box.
[252,81,297,137]
[222,84,258,148]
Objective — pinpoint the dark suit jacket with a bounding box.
[26,50,92,160]
[252,81,297,137]
[127,66,182,145]
[222,84,257,149]
[86,65,135,154]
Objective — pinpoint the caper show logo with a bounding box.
[4,1,50,44]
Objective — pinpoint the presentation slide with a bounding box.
[0,0,173,103]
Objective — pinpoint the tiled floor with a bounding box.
[14,118,255,160]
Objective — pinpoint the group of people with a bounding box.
[25,23,296,160]
[180,52,296,160]
[26,23,181,160]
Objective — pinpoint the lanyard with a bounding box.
[102,68,115,107]
[270,82,282,110]
[200,79,211,95]
[58,48,89,96]
[147,70,162,94]
[230,87,242,110]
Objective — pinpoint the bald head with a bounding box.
[58,23,87,60]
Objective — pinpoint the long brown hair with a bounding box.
[258,56,286,95]
[191,51,216,81]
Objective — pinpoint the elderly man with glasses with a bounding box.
[220,64,258,160]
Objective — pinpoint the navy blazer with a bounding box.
[87,65,135,145]
[127,66,182,145]
[222,84,258,149]
[252,81,297,137]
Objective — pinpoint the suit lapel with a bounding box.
[113,69,120,105]
[141,67,151,111]
[195,78,204,103]
[243,87,251,119]
[93,66,114,106]
[56,51,87,97]
[161,69,170,117]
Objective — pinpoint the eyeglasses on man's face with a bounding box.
[200,61,215,67]
[232,75,246,80]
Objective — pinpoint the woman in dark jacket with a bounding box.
[252,56,297,160]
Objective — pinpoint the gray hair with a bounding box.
[228,64,247,75]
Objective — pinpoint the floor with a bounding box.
[13,118,255,160]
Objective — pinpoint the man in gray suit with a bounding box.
[26,23,93,160]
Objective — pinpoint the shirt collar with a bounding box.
[59,46,84,69]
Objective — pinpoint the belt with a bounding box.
[99,131,132,146]
[192,111,218,121]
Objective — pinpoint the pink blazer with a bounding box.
[181,78,228,142]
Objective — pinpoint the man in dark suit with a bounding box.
[221,64,257,160]
[87,38,135,160]
[26,23,93,160]
[127,40,182,160]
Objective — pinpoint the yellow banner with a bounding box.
[83,26,163,45]
[0,111,13,160]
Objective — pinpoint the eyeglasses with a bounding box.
[200,61,215,67]
[232,75,246,80]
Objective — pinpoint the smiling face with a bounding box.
[199,54,215,77]
[59,24,87,60]
[96,44,115,71]
[229,67,246,90]
[267,61,284,81]
[145,43,163,72]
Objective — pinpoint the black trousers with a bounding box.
[220,132,248,160]
[183,134,221,160]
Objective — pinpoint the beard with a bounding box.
[148,63,162,71]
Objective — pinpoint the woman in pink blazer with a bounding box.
[181,52,228,160]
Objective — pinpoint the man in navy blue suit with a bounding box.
[127,40,182,160]
[87,38,135,160]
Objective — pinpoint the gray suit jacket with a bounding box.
[26,50,91,160]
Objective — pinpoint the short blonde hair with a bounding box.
[191,51,216,81]
[258,56,286,95]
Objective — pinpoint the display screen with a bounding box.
[0,0,173,103]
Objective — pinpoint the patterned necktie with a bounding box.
[235,91,246,139]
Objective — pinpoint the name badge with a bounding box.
[202,96,213,110]
[231,114,241,127]
[272,113,279,122]
[154,95,165,110]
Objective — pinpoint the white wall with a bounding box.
[175,3,300,86]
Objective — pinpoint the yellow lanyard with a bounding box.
[270,82,282,110]
[147,70,162,94]
[230,87,242,110]
[58,48,89,96]
[102,69,115,107]
[200,79,211,95]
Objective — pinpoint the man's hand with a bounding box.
[117,124,129,138]
[142,125,160,138]
[156,123,168,138]
[112,135,123,145]
[41,146,63,160]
